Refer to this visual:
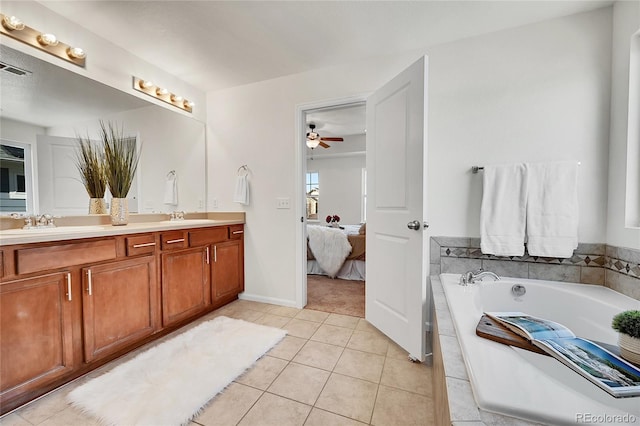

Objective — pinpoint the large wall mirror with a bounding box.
[0,44,206,216]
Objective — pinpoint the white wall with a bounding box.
[208,8,614,304]
[307,151,365,225]
[0,118,45,145]
[607,1,640,249]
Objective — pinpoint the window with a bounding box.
[306,171,319,220]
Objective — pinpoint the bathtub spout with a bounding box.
[459,270,500,286]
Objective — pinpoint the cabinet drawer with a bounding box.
[126,234,157,256]
[16,239,117,275]
[189,227,228,247]
[229,225,244,240]
[161,231,187,250]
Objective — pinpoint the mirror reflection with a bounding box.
[0,45,206,216]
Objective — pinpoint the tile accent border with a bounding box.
[430,237,640,300]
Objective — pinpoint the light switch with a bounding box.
[276,197,290,209]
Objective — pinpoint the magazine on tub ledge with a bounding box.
[484,312,640,398]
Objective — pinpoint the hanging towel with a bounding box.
[163,173,178,205]
[480,163,528,256]
[233,174,250,205]
[525,161,579,258]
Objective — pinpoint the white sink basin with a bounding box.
[1,225,107,235]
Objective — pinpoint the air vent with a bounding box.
[0,61,31,76]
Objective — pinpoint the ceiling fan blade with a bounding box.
[320,137,343,142]
[319,141,330,149]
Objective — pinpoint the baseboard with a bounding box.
[238,292,298,308]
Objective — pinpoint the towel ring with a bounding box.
[167,170,176,178]
[237,165,249,176]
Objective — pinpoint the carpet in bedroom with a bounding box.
[306,275,365,318]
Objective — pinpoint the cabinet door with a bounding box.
[212,240,244,304]
[82,256,156,363]
[0,273,74,402]
[161,247,209,327]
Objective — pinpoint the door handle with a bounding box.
[87,269,93,296]
[407,220,429,231]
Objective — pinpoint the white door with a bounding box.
[365,56,429,361]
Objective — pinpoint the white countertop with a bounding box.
[0,219,244,246]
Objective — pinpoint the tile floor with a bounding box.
[0,300,435,426]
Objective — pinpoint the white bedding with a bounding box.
[306,225,352,278]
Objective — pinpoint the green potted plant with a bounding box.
[612,310,640,365]
[100,121,140,225]
[74,135,107,214]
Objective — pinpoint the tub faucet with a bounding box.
[459,269,500,286]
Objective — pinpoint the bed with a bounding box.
[306,224,366,281]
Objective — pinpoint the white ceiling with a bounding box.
[306,103,366,137]
[39,1,612,93]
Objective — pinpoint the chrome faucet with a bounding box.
[459,269,500,286]
[168,211,185,221]
[15,214,56,229]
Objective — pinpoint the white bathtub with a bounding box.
[440,273,640,425]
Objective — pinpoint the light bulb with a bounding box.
[156,87,169,96]
[66,47,86,59]
[183,100,194,108]
[170,94,183,103]
[37,33,59,46]
[138,80,154,89]
[2,15,24,31]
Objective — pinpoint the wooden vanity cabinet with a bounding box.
[81,256,157,363]
[212,239,244,305]
[161,246,210,327]
[0,272,74,405]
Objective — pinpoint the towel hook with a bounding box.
[237,165,249,176]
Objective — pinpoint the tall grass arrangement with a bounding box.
[100,121,140,198]
[74,134,106,198]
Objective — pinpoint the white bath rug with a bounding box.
[67,316,286,426]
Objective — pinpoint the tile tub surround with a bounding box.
[430,237,640,300]
[430,275,542,426]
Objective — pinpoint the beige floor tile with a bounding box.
[355,319,384,334]
[284,319,321,339]
[235,355,289,390]
[257,313,292,328]
[295,309,330,323]
[223,309,264,322]
[233,299,276,312]
[0,413,31,426]
[267,363,330,405]
[386,340,409,360]
[37,406,100,426]
[267,306,302,318]
[315,373,378,424]
[334,348,385,383]
[238,392,311,426]
[346,330,389,355]
[380,357,432,397]
[195,382,263,426]
[292,340,344,371]
[324,313,360,329]
[310,324,354,347]
[268,336,307,360]
[304,408,368,426]
[12,391,69,425]
[371,385,434,426]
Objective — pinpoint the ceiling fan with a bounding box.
[306,123,343,149]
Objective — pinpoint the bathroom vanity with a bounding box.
[0,215,245,415]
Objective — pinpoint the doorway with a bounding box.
[295,97,367,316]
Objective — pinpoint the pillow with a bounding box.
[359,223,366,235]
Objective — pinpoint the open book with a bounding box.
[485,312,640,398]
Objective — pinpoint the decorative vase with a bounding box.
[619,333,640,366]
[110,198,129,226]
[89,198,107,214]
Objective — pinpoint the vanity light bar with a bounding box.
[132,76,193,114]
[0,13,86,67]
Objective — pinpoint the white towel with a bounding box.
[163,174,178,205]
[525,161,579,258]
[233,174,249,205]
[480,164,528,256]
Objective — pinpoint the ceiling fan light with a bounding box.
[306,139,320,149]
